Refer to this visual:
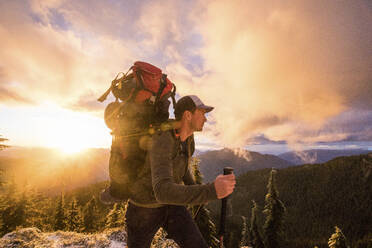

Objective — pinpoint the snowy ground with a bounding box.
[0,228,254,247]
[0,227,127,248]
[0,227,185,248]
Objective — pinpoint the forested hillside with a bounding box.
[206,153,372,247]
[1,151,371,247]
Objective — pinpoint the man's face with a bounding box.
[190,108,207,132]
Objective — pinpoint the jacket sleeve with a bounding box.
[150,131,217,205]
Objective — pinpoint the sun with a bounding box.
[57,143,87,155]
[51,133,93,155]
[35,104,111,154]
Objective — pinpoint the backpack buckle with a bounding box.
[149,95,156,104]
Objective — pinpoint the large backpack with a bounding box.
[98,61,177,201]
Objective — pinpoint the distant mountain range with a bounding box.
[1,146,370,192]
[278,149,371,165]
[197,148,292,182]
[196,148,371,182]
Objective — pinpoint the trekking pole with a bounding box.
[218,167,234,248]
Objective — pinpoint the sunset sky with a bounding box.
[0,0,371,154]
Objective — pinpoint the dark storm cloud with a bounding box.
[322,110,372,142]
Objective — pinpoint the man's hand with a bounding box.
[214,174,236,199]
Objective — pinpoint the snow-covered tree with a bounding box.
[105,202,126,229]
[239,215,249,247]
[250,200,264,248]
[328,226,348,248]
[263,169,285,248]
[151,228,179,248]
[190,157,219,248]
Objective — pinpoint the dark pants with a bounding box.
[126,202,208,248]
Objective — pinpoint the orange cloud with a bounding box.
[167,0,371,148]
[1,0,371,150]
[0,1,135,112]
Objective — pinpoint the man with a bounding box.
[126,95,236,248]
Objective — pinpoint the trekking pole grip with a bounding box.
[218,167,234,248]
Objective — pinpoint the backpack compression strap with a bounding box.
[170,84,176,111]
[98,70,131,102]
[133,69,170,105]
[154,74,168,104]
[97,73,123,102]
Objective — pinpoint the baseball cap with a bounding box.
[174,95,214,120]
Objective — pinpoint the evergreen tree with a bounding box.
[0,135,9,189]
[0,181,56,234]
[263,169,285,248]
[11,187,34,229]
[328,226,348,248]
[31,188,52,231]
[190,157,219,248]
[54,192,66,230]
[40,195,58,232]
[2,192,28,231]
[21,186,40,228]
[105,202,126,229]
[250,200,264,248]
[0,185,35,233]
[0,178,18,235]
[66,196,83,232]
[239,216,249,247]
[82,196,99,233]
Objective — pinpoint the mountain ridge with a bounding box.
[278,148,370,165]
[197,148,292,182]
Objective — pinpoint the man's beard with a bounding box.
[192,122,203,132]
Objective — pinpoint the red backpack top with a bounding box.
[132,61,174,103]
[98,61,176,105]
[98,61,176,131]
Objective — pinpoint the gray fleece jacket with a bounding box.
[129,130,218,208]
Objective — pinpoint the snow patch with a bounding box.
[109,240,126,248]
[0,227,128,248]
